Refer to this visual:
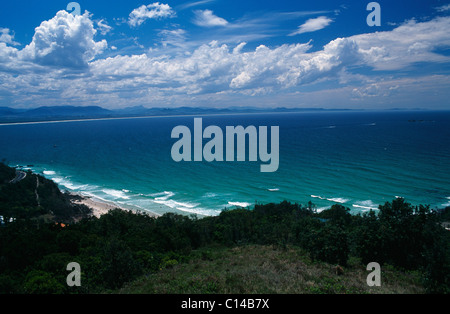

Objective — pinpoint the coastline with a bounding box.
[69,192,159,219]
[0,109,368,127]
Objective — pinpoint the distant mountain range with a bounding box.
[0,105,348,123]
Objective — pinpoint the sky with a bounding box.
[0,0,450,110]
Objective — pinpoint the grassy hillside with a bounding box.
[118,245,425,294]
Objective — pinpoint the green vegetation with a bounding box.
[119,245,425,294]
[0,163,449,294]
[0,162,91,224]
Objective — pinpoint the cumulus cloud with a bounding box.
[128,3,175,27]
[19,10,107,69]
[1,15,450,108]
[353,17,450,70]
[290,16,333,35]
[0,28,20,46]
[0,42,19,67]
[90,38,355,94]
[74,16,450,100]
[193,9,228,27]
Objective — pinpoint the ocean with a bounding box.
[1,110,449,216]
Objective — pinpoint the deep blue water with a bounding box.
[1,110,449,216]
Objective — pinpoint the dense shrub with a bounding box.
[0,163,448,294]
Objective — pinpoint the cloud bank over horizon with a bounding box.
[0,1,449,110]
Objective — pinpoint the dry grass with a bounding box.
[118,245,425,294]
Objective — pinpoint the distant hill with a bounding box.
[0,105,347,123]
[0,107,26,116]
[23,106,113,117]
[0,105,114,123]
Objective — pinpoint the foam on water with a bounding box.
[153,191,175,201]
[316,207,330,213]
[148,191,220,216]
[102,189,130,200]
[50,176,90,191]
[228,201,252,207]
[352,200,379,211]
[311,195,349,203]
[153,198,197,209]
[442,197,450,207]
[328,197,350,203]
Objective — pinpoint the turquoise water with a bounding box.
[1,110,449,216]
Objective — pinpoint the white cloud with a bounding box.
[0,28,20,46]
[97,19,112,35]
[436,4,450,12]
[158,28,188,49]
[1,15,450,109]
[193,10,228,27]
[128,3,175,27]
[353,17,450,70]
[290,16,333,35]
[19,10,107,69]
[90,38,351,94]
[178,0,216,10]
[75,16,450,102]
[0,42,19,66]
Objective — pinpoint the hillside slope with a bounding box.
[0,163,91,224]
[118,245,425,294]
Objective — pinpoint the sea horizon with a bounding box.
[1,106,447,126]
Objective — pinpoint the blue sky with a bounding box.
[1,0,450,109]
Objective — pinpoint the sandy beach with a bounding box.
[70,193,159,218]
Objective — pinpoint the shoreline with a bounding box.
[69,192,160,219]
[0,109,362,126]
